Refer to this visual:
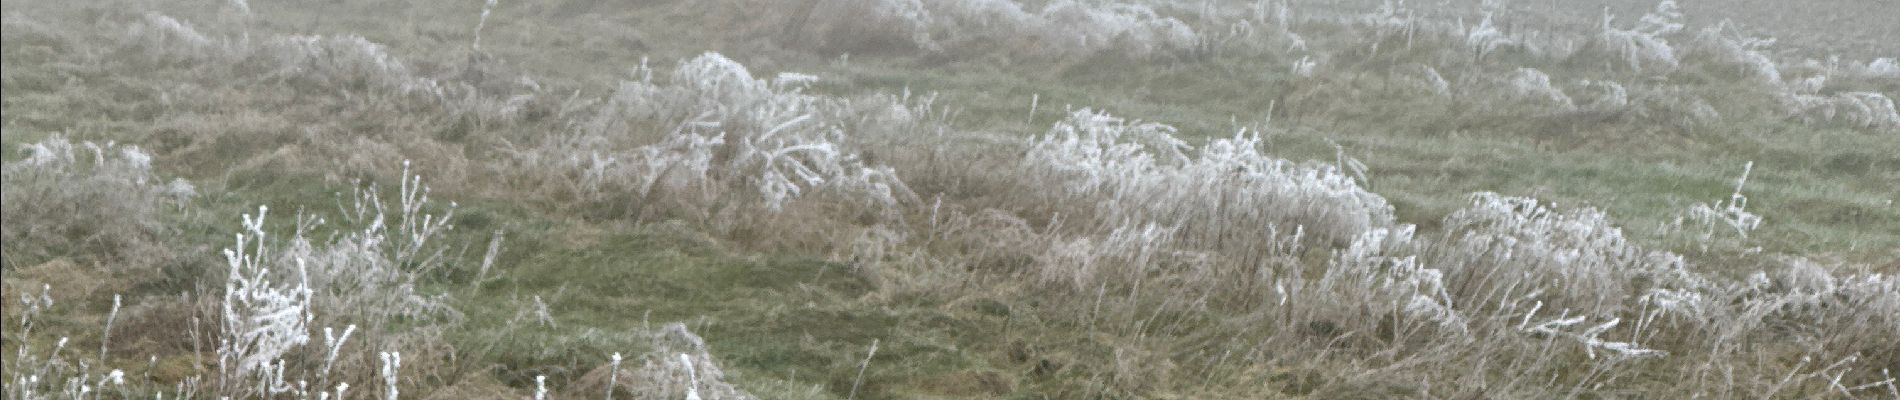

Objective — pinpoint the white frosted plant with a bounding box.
[624,324,756,400]
[1592,0,1683,73]
[774,0,1203,60]
[1223,0,1306,53]
[1035,222,1214,293]
[527,53,914,215]
[1778,91,1900,133]
[1518,308,1665,360]
[217,206,315,392]
[1358,0,1416,44]
[1290,55,1318,77]
[1687,21,1781,85]
[120,14,523,120]
[1398,64,1452,97]
[1629,84,1723,127]
[1435,193,1706,317]
[1464,12,1513,60]
[1027,108,1396,261]
[1036,1,1199,59]
[1851,57,1899,78]
[288,161,462,332]
[2,135,195,265]
[1669,162,1763,252]
[1575,79,1631,111]
[259,34,430,95]
[1316,226,1467,333]
[199,164,464,397]
[1505,68,1575,110]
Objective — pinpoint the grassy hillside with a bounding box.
[4,0,1896,398]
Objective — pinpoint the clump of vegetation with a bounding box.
[2,135,195,268]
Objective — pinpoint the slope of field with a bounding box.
[3,0,1896,398]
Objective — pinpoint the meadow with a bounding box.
[3,0,1897,398]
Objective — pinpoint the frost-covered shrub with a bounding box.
[1849,57,1900,79]
[1,135,195,265]
[1035,1,1199,59]
[1778,91,1900,133]
[209,166,465,397]
[1505,68,1575,110]
[1586,0,1683,73]
[1357,0,1418,44]
[1685,21,1781,85]
[768,0,1200,60]
[257,34,420,93]
[1433,193,1705,317]
[1574,79,1630,111]
[1026,109,1396,246]
[1464,13,1514,60]
[577,324,757,400]
[217,206,316,392]
[1396,63,1452,97]
[1666,162,1762,252]
[119,14,525,123]
[512,53,914,216]
[288,163,463,331]
[1315,226,1467,333]
[1034,222,1215,292]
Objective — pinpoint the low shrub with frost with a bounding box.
[200,164,465,397]
[1036,1,1199,59]
[1778,91,1900,133]
[1397,63,1452,97]
[1433,193,1704,317]
[1849,57,1900,79]
[258,34,421,94]
[6,285,131,399]
[1034,222,1215,292]
[288,163,463,332]
[1314,226,1467,332]
[1463,12,1513,60]
[1666,162,1763,252]
[1,135,195,265]
[1504,68,1575,110]
[577,323,757,399]
[769,0,1200,60]
[217,206,317,393]
[1518,311,1664,360]
[1586,0,1683,73]
[1574,79,1630,111]
[1685,21,1781,85]
[1026,109,1395,246]
[118,13,526,123]
[1357,0,1418,45]
[512,53,914,217]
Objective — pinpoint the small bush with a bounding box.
[1,135,195,268]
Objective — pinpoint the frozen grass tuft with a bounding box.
[576,323,757,399]
[509,52,915,218]
[2,135,195,267]
[1589,0,1684,73]
[771,0,1201,60]
[1027,108,1395,246]
[1505,68,1575,110]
